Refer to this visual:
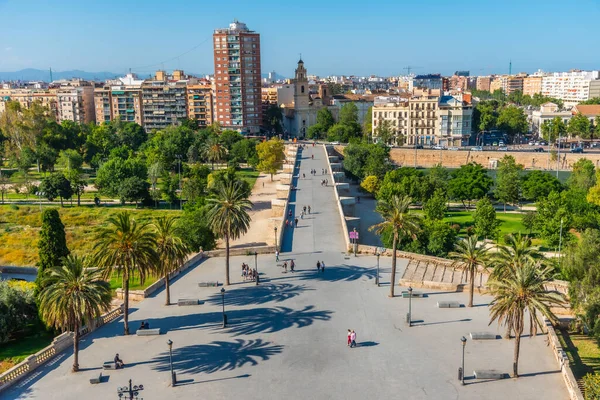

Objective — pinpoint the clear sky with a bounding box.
[0,0,598,77]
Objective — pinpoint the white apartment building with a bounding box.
[541,70,600,107]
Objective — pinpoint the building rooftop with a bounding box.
[574,104,600,116]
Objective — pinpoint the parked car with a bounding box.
[533,147,545,152]
[471,146,483,151]
[415,144,424,149]
[432,145,445,150]
[498,146,508,151]
[330,141,340,145]
[448,147,459,151]
[571,147,584,153]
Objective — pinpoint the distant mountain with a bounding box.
[0,68,126,82]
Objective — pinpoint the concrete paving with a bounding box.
[3,145,568,400]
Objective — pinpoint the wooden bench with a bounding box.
[103,362,117,370]
[470,332,498,340]
[136,328,161,336]
[474,370,506,380]
[90,372,103,384]
[437,301,461,308]
[401,291,424,298]
[198,281,219,287]
[177,298,199,306]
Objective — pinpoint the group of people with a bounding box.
[281,259,295,273]
[309,168,326,176]
[316,260,326,273]
[241,263,258,281]
[138,321,150,330]
[320,179,329,186]
[347,329,357,348]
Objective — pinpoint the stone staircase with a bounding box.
[399,258,489,293]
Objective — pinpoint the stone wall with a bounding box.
[334,145,600,170]
[545,321,585,400]
[325,144,352,251]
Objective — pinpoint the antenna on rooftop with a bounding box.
[49,67,53,82]
[509,60,512,75]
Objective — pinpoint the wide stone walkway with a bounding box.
[2,146,569,400]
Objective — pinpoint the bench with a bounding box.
[198,281,219,287]
[401,291,424,298]
[103,362,117,370]
[136,328,161,336]
[474,370,506,380]
[90,372,103,384]
[437,301,461,308]
[470,332,498,340]
[177,298,199,306]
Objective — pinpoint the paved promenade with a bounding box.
[2,145,568,400]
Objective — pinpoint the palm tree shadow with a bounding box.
[150,339,283,375]
[205,283,312,307]
[298,264,377,282]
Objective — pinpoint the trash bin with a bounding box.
[458,367,463,381]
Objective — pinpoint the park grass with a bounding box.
[238,169,260,188]
[0,330,55,373]
[443,211,535,242]
[108,271,160,293]
[0,205,176,266]
[557,329,600,380]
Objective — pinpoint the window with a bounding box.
[301,85,305,93]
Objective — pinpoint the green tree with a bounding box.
[497,105,528,139]
[522,211,536,235]
[423,188,447,220]
[360,175,380,195]
[207,180,252,285]
[40,173,73,206]
[363,106,373,136]
[256,138,285,181]
[264,104,283,134]
[474,197,500,239]
[38,255,112,372]
[95,156,148,199]
[65,169,86,207]
[203,137,228,169]
[426,164,450,192]
[568,158,596,193]
[317,108,335,131]
[425,220,457,257]
[118,176,150,206]
[93,212,158,335]
[370,195,421,298]
[488,262,565,377]
[540,117,566,143]
[568,113,592,139]
[474,101,500,132]
[449,235,490,307]
[521,170,562,201]
[374,119,394,145]
[0,281,38,344]
[580,98,600,105]
[377,168,428,203]
[448,163,493,210]
[177,200,217,251]
[230,139,259,167]
[219,130,243,151]
[495,155,523,211]
[534,191,571,247]
[154,216,191,306]
[57,149,83,172]
[36,209,70,292]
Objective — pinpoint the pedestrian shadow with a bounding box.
[299,264,377,282]
[413,318,472,327]
[150,339,283,375]
[175,374,251,386]
[356,341,379,347]
[204,283,312,307]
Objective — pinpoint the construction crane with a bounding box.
[403,66,422,75]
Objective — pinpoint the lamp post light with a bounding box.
[176,155,182,210]
[375,251,380,287]
[167,339,176,387]
[407,286,413,327]
[35,191,45,212]
[221,288,227,328]
[117,379,144,399]
[254,251,259,285]
[461,336,467,385]
[274,226,278,251]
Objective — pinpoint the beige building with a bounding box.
[55,80,95,124]
[476,76,491,91]
[372,91,472,146]
[141,70,188,132]
[94,73,144,125]
[523,76,542,96]
[0,88,59,120]
[186,79,213,127]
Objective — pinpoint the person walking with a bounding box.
[321,260,325,273]
[290,260,295,272]
[303,173,306,179]
[295,217,298,226]
[283,261,288,273]
[300,211,304,219]
[350,330,357,348]
[317,261,321,271]
[275,250,279,262]
[303,206,307,214]
[308,205,311,214]
[347,329,352,347]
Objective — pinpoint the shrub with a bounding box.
[0,280,39,343]
[583,373,600,400]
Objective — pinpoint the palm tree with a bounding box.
[203,138,227,170]
[449,235,490,307]
[369,195,421,298]
[207,180,252,285]
[93,212,157,335]
[154,216,191,306]
[491,233,540,280]
[488,262,565,377]
[38,255,112,372]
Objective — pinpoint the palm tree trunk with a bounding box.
[165,274,171,306]
[468,265,475,307]
[123,276,130,335]
[72,322,80,372]
[504,326,511,339]
[225,235,231,285]
[513,330,521,378]
[390,232,397,298]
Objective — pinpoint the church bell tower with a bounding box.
[294,58,309,109]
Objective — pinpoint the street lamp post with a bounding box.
[375,251,380,287]
[176,155,182,210]
[254,251,259,285]
[117,379,144,399]
[274,226,278,251]
[221,288,227,328]
[461,336,467,385]
[407,286,413,327]
[36,191,45,212]
[353,227,358,257]
[167,339,176,387]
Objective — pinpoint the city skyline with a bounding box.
[0,0,599,77]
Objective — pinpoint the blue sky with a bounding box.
[0,0,598,77]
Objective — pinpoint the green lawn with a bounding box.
[108,271,160,292]
[238,169,260,189]
[557,329,600,380]
[443,211,535,242]
[0,330,55,373]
